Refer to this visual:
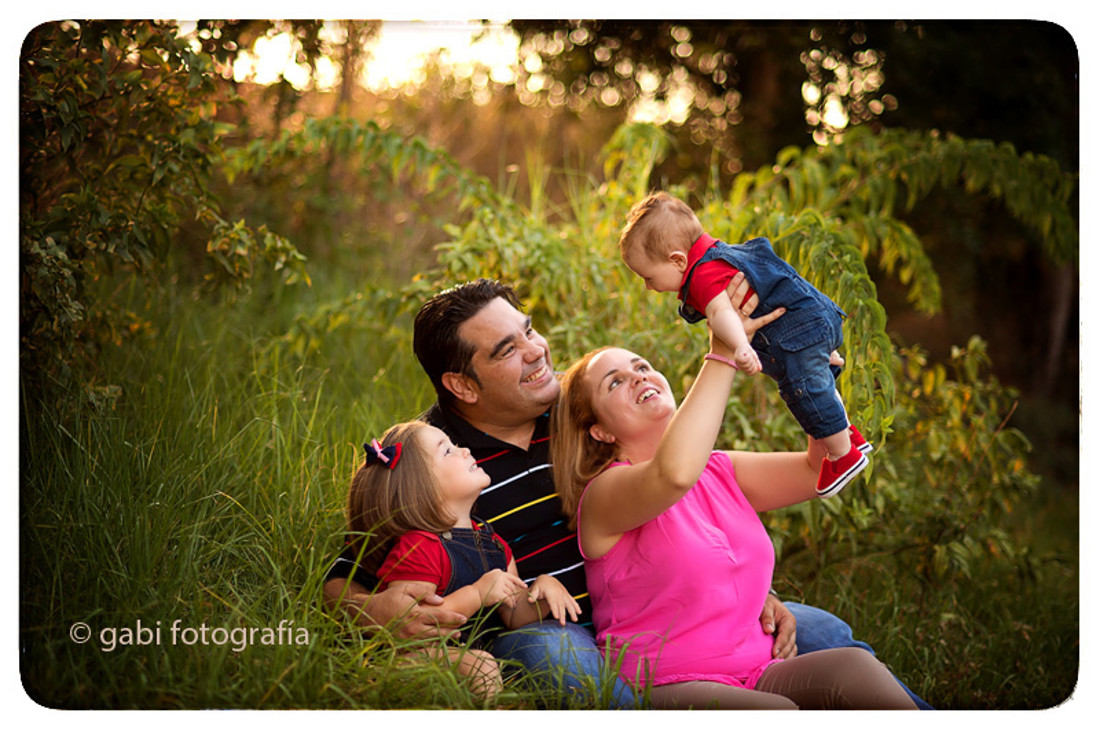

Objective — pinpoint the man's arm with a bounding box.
[322,577,466,641]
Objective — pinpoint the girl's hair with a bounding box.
[618,191,704,262]
[345,421,456,575]
[550,347,619,529]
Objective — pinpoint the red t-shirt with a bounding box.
[679,233,749,314]
[377,528,514,591]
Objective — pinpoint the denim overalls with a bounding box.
[438,519,511,642]
[439,519,510,595]
[679,237,849,440]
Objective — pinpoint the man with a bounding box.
[323,278,930,709]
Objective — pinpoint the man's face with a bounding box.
[451,297,560,425]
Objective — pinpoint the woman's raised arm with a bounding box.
[579,334,740,557]
[725,436,829,512]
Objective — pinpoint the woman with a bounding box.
[550,333,917,709]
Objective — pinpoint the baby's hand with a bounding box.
[527,575,582,625]
[735,343,762,375]
[476,569,527,609]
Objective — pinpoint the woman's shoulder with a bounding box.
[702,450,739,481]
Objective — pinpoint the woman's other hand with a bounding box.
[725,271,785,338]
[760,593,798,659]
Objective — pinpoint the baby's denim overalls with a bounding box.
[679,237,849,440]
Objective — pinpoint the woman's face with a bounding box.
[583,348,676,444]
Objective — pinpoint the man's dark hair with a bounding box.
[413,279,523,409]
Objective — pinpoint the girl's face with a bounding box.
[623,248,687,293]
[418,425,491,506]
[583,348,676,445]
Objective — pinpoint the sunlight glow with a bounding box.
[370,20,519,90]
[229,20,519,92]
[232,33,317,88]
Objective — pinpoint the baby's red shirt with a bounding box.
[680,233,742,313]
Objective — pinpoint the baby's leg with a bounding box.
[821,427,853,460]
[648,680,798,709]
[820,387,862,459]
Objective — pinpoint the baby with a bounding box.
[619,192,871,497]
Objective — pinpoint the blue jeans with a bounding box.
[786,601,933,710]
[490,621,639,708]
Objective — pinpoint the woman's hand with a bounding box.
[807,434,831,471]
[527,575,582,625]
[726,271,758,315]
[725,271,785,338]
[760,593,798,659]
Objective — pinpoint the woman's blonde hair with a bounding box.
[550,347,620,529]
[345,421,456,575]
[618,191,704,262]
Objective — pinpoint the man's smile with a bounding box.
[522,363,550,384]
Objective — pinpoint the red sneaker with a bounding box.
[849,425,873,455]
[816,444,868,498]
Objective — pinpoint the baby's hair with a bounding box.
[619,191,704,262]
[345,420,456,575]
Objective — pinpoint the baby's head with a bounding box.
[618,192,704,292]
[345,420,457,570]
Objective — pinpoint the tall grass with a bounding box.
[22,274,422,708]
[19,266,634,710]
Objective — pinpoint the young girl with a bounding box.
[346,420,581,700]
[618,191,871,498]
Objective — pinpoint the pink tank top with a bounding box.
[579,452,782,689]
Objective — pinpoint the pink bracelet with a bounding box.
[704,353,740,370]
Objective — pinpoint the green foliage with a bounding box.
[730,127,1078,316]
[215,113,504,298]
[891,338,1041,577]
[769,336,1040,583]
[20,20,308,403]
[415,119,1064,598]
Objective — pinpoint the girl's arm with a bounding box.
[580,333,739,556]
[387,569,528,621]
[725,436,830,512]
[497,560,581,629]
